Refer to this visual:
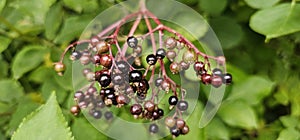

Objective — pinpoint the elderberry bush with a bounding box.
[54,0,232,138]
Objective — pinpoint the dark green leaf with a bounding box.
[71,118,107,140]
[28,66,54,83]
[11,92,74,140]
[0,36,11,53]
[63,0,99,13]
[12,45,48,79]
[250,3,300,40]
[0,79,24,103]
[0,0,6,13]
[45,3,63,40]
[199,0,227,15]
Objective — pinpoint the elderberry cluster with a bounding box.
[53,5,232,137]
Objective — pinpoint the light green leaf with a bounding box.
[0,0,6,13]
[250,3,300,40]
[45,3,63,40]
[12,45,47,79]
[54,15,93,43]
[210,16,243,49]
[41,79,68,104]
[71,118,107,140]
[0,36,11,53]
[277,128,300,140]
[244,0,280,9]
[11,92,74,140]
[0,57,8,78]
[280,116,299,128]
[227,76,275,105]
[0,79,24,103]
[218,100,257,129]
[206,117,230,140]
[63,0,99,13]
[199,0,227,15]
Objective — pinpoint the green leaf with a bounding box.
[12,45,47,79]
[244,0,280,9]
[41,79,68,104]
[0,57,8,78]
[199,0,227,15]
[11,92,74,140]
[250,3,300,40]
[63,0,99,13]
[227,76,275,105]
[28,66,54,83]
[45,3,63,40]
[218,100,257,129]
[54,15,93,43]
[0,79,24,103]
[0,0,6,13]
[205,117,230,140]
[210,16,243,49]
[280,116,299,128]
[277,128,300,140]
[71,118,107,140]
[0,36,11,53]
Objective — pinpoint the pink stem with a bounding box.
[144,15,157,53]
[59,40,90,62]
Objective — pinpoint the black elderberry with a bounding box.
[212,68,223,76]
[170,127,181,137]
[211,75,223,88]
[129,70,143,82]
[146,54,157,65]
[130,104,143,115]
[155,78,164,87]
[116,61,130,73]
[127,36,138,48]
[112,73,124,85]
[194,61,205,71]
[144,100,155,112]
[91,110,102,119]
[70,51,81,61]
[168,96,178,105]
[98,74,111,87]
[177,100,188,111]
[149,124,159,133]
[104,111,113,120]
[157,108,164,117]
[70,105,81,116]
[222,73,232,84]
[156,48,166,59]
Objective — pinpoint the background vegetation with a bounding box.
[0,0,300,139]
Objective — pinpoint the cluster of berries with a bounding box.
[53,2,232,138]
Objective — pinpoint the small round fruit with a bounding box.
[168,96,178,105]
[166,50,176,61]
[98,74,111,87]
[146,54,157,65]
[92,110,102,119]
[194,61,205,71]
[149,124,159,133]
[92,54,101,65]
[70,105,81,116]
[212,68,223,76]
[181,125,189,135]
[182,50,196,63]
[157,108,164,117]
[54,62,66,75]
[177,100,188,111]
[156,48,166,59]
[116,94,129,104]
[165,117,176,128]
[127,36,138,48]
[95,41,109,54]
[155,78,164,87]
[222,73,232,84]
[180,61,190,70]
[70,51,81,61]
[80,54,90,65]
[116,61,130,73]
[211,75,223,88]
[100,54,112,68]
[201,74,212,85]
[129,70,143,82]
[165,37,177,49]
[104,111,113,120]
[144,100,155,112]
[176,119,185,129]
[130,104,143,115]
[133,45,142,56]
[112,73,124,85]
[170,62,181,74]
[170,127,181,137]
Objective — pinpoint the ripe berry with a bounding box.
[70,51,81,61]
[156,48,166,59]
[176,119,185,129]
[168,96,178,105]
[96,41,109,54]
[133,45,142,56]
[211,75,223,88]
[70,105,81,116]
[91,110,102,119]
[144,100,155,112]
[165,117,176,128]
[194,61,205,71]
[98,74,111,87]
[146,54,157,65]
[180,61,190,70]
[166,50,176,61]
[129,70,143,82]
[127,36,138,48]
[100,54,112,68]
[104,111,113,120]
[155,78,164,87]
[212,68,223,76]
[91,54,101,65]
[177,100,188,111]
[165,37,177,49]
[161,80,170,91]
[170,62,181,74]
[74,91,84,101]
[157,108,164,117]
[116,61,130,73]
[116,94,129,104]
[222,73,232,84]
[181,125,190,135]
[170,127,181,137]
[130,104,143,115]
[201,74,212,85]
[112,73,124,85]
[149,124,159,133]
[152,111,160,120]
[87,87,97,95]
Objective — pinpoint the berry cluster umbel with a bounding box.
[54,0,232,138]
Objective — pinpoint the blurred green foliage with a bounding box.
[0,0,300,140]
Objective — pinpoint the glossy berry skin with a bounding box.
[129,70,143,82]
[92,54,101,65]
[168,96,178,105]
[165,37,177,49]
[112,73,124,85]
[100,54,112,68]
[177,100,188,111]
[98,74,111,87]
[170,127,181,137]
[181,125,189,135]
[211,75,223,88]
[212,68,223,76]
[70,105,81,116]
[91,110,102,119]
[155,78,164,87]
[176,119,185,129]
[149,124,159,133]
[194,61,205,71]
[157,108,164,117]
[201,74,212,85]
[156,48,166,59]
[165,117,176,128]
[222,73,232,84]
[70,51,81,61]
[127,36,138,48]
[54,62,65,73]
[130,104,143,115]
[116,61,130,73]
[146,54,157,65]
[144,100,155,112]
[170,62,181,74]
